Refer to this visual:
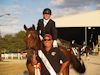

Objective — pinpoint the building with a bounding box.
[54,10,100,45]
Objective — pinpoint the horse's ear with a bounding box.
[32,24,35,30]
[24,24,27,30]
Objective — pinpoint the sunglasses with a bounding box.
[43,39,52,41]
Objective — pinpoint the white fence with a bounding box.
[1,53,27,60]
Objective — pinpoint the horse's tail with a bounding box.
[70,54,86,73]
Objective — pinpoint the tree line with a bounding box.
[0,31,26,53]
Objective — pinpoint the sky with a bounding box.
[0,0,100,36]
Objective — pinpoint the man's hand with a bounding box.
[57,72,63,75]
[59,61,70,75]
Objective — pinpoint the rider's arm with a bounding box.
[52,21,57,40]
[37,19,43,40]
[52,21,58,47]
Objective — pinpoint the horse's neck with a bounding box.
[35,39,43,51]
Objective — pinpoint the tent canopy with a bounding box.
[54,10,100,27]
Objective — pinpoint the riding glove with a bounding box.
[53,40,58,47]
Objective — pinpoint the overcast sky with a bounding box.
[0,0,100,35]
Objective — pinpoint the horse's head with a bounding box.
[24,24,41,51]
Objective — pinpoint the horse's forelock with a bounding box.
[28,27,35,31]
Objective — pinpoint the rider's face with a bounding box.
[43,14,51,20]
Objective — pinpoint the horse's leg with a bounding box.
[70,54,86,73]
[26,63,35,75]
[62,65,69,75]
[86,49,90,60]
[26,50,36,75]
[76,49,80,59]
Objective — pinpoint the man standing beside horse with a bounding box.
[36,34,70,75]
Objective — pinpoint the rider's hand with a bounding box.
[39,35,43,40]
[53,40,58,47]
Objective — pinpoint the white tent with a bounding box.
[54,10,100,27]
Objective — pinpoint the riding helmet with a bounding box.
[43,8,52,15]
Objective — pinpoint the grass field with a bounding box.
[0,59,28,75]
[0,55,100,75]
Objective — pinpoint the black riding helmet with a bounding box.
[43,8,52,15]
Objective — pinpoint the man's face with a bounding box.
[43,36,53,48]
[43,14,51,20]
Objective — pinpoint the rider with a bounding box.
[37,8,58,47]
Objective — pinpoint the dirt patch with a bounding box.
[0,55,100,75]
[0,59,28,75]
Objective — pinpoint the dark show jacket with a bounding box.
[37,19,57,40]
[37,47,69,75]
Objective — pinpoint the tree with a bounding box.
[0,31,26,61]
[1,31,26,52]
[0,37,3,61]
[0,36,7,61]
[3,34,14,52]
[14,31,26,51]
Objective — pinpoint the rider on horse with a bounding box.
[37,8,58,47]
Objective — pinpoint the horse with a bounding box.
[24,24,42,75]
[24,24,86,75]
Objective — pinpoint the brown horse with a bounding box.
[24,24,42,75]
[24,25,86,75]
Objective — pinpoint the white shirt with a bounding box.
[43,19,50,27]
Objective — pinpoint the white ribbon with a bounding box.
[34,63,41,75]
[38,50,56,75]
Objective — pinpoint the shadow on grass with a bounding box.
[23,70,29,75]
